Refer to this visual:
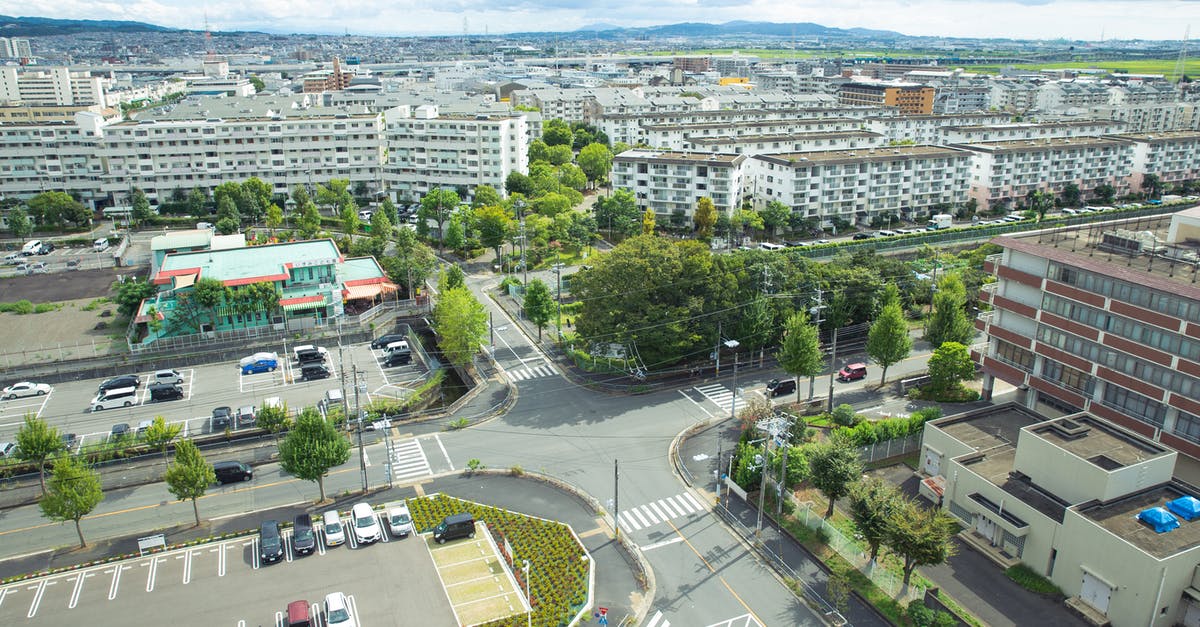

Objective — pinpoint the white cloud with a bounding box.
[0,0,1190,39]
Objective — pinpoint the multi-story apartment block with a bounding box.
[744,145,971,225]
[0,103,113,124]
[1036,81,1112,113]
[953,136,1134,210]
[686,131,885,156]
[611,150,746,218]
[1089,102,1200,133]
[839,81,935,115]
[1110,131,1200,192]
[1108,83,1177,106]
[940,120,1126,145]
[920,403,1200,627]
[0,67,105,106]
[594,103,852,147]
[990,81,1039,113]
[929,81,993,114]
[382,104,528,202]
[0,37,32,59]
[0,111,107,205]
[674,57,711,73]
[865,113,1011,145]
[301,58,355,93]
[640,116,863,151]
[973,209,1200,461]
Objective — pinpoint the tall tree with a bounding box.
[760,201,791,237]
[594,189,641,238]
[808,436,863,519]
[505,172,534,197]
[558,163,587,192]
[1061,182,1081,208]
[693,197,717,240]
[473,204,513,262]
[296,200,321,239]
[523,279,556,340]
[190,277,228,332]
[215,195,240,234]
[255,402,291,445]
[926,274,973,348]
[370,206,393,240]
[433,287,488,368]
[15,414,64,494]
[264,203,283,236]
[131,187,154,226]
[1026,189,1054,221]
[1094,182,1116,204]
[187,187,207,217]
[777,310,823,402]
[866,285,912,386]
[542,119,574,147]
[927,341,975,394]
[384,228,437,299]
[642,208,657,235]
[546,145,574,166]
[443,215,466,251]
[438,264,466,293]
[39,454,104,548]
[577,143,613,188]
[885,497,957,588]
[6,207,32,242]
[279,408,351,502]
[1143,173,1162,199]
[143,416,182,469]
[848,477,900,563]
[340,205,361,237]
[420,188,460,248]
[164,439,216,526]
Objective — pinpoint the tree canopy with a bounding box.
[807,436,863,519]
[279,408,351,502]
[523,279,556,340]
[39,454,104,547]
[15,414,63,494]
[433,286,488,368]
[866,284,912,385]
[778,310,823,401]
[165,438,216,525]
[926,274,973,349]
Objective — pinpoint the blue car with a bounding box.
[241,359,278,375]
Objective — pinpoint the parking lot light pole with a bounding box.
[522,559,532,627]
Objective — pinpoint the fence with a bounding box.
[791,498,926,603]
[0,337,126,367]
[856,433,922,464]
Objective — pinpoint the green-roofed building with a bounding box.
[133,237,395,345]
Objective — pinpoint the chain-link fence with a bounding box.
[855,433,922,464]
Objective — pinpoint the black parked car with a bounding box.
[300,364,331,381]
[293,515,316,556]
[766,378,797,398]
[852,232,876,240]
[148,382,184,402]
[370,334,405,349]
[37,242,55,255]
[259,520,283,564]
[213,460,252,484]
[98,374,141,392]
[211,406,233,432]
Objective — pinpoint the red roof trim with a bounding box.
[279,295,325,306]
[222,273,290,287]
[343,277,388,287]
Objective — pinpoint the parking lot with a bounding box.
[0,338,432,445]
[0,508,459,627]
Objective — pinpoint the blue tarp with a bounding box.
[1138,507,1180,533]
[1166,496,1200,521]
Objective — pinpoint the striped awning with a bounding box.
[280,295,325,311]
[343,282,397,301]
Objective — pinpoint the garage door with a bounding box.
[922,446,942,476]
[1080,571,1112,615]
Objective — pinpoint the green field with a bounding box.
[969,58,1200,78]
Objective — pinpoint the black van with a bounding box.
[213,461,253,484]
[148,383,184,402]
[300,363,331,381]
[766,378,797,398]
[385,350,412,367]
[433,513,476,544]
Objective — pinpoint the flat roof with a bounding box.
[1108,131,1200,143]
[752,144,968,167]
[947,120,1124,132]
[157,238,342,286]
[614,150,745,165]
[688,130,882,145]
[150,229,212,252]
[1029,415,1167,470]
[953,136,1133,153]
[641,117,859,131]
[1078,482,1200,558]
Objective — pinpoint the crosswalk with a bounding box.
[616,492,706,532]
[695,384,746,415]
[388,438,432,482]
[646,611,671,627]
[506,364,556,382]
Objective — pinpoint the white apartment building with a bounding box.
[642,117,863,151]
[1036,81,1112,113]
[0,38,32,59]
[1089,102,1199,133]
[596,104,869,147]
[687,130,885,156]
[990,81,1040,113]
[382,104,528,202]
[0,67,105,106]
[952,136,1134,210]
[0,111,106,205]
[939,120,1126,145]
[96,97,383,204]
[744,145,972,225]
[611,150,747,218]
[1112,131,1200,191]
[864,113,1011,145]
[1108,83,1177,106]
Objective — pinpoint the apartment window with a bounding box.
[995,340,1035,371]
[1102,384,1167,427]
[1173,411,1200,445]
[1042,358,1094,395]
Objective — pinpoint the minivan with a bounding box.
[385,350,412,367]
[213,460,252,484]
[837,363,868,382]
[93,237,109,252]
[148,382,184,402]
[758,242,785,251]
[152,369,184,385]
[293,514,316,556]
[293,345,328,364]
[300,363,331,381]
[433,512,476,544]
[91,386,138,411]
[384,340,410,355]
[21,240,41,256]
[766,378,797,398]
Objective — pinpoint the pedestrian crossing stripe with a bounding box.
[506,364,556,382]
[616,492,706,532]
[695,384,746,413]
[388,438,432,481]
[646,610,670,627]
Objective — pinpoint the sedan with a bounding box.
[241,358,278,375]
[1,382,50,400]
[99,374,141,392]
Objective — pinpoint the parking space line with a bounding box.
[145,556,164,592]
[26,579,51,618]
[250,538,260,569]
[67,573,83,609]
[181,550,191,584]
[217,544,228,577]
[377,513,390,543]
[346,595,359,626]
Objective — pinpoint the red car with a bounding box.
[837,363,868,382]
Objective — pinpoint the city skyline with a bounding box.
[0,1,1193,41]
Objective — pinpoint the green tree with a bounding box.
[248,75,265,92]
[1094,182,1116,204]
[558,163,587,191]
[473,204,513,261]
[296,200,321,239]
[808,436,863,519]
[164,439,216,525]
[264,203,283,235]
[6,207,32,241]
[433,286,488,368]
[379,196,399,224]
[15,414,63,494]
[732,208,764,240]
[641,208,656,235]
[926,274,973,348]
[1143,173,1162,199]
[546,144,574,166]
[190,277,228,331]
[848,477,900,563]
[471,185,502,209]
[1027,189,1054,221]
[279,408,351,502]
[760,201,791,237]
[142,415,182,469]
[505,172,534,197]
[886,497,957,588]
[693,197,717,240]
[531,192,572,217]
[577,143,613,188]
[383,228,437,298]
[370,207,393,240]
[542,119,574,146]
[187,187,207,217]
[340,205,361,237]
[523,279,556,339]
[866,285,912,385]
[528,139,551,164]
[443,216,466,250]
[39,454,104,548]
[1061,182,1081,208]
[216,195,240,234]
[131,187,154,226]
[778,310,823,401]
[256,402,291,445]
[439,264,466,293]
[420,188,460,249]
[115,278,156,317]
[927,341,975,394]
[27,191,89,229]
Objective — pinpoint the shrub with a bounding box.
[0,300,34,314]
[447,417,469,430]
[509,464,524,476]
[831,404,861,427]
[1005,564,1063,596]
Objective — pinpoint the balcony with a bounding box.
[980,282,997,306]
[983,253,1002,275]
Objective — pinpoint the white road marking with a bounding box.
[679,389,715,418]
[646,610,669,627]
[638,537,685,552]
[434,433,454,470]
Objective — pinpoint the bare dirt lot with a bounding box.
[0,266,143,303]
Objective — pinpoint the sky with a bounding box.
[1,0,1194,40]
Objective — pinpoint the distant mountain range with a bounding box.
[570,20,904,39]
[0,15,177,36]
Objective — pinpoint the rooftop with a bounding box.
[641,117,859,131]
[156,239,342,286]
[1028,415,1167,470]
[953,135,1132,153]
[1079,482,1200,558]
[751,144,968,167]
[1108,130,1200,143]
[688,131,882,146]
[614,150,746,165]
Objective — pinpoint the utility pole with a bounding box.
[811,288,824,401]
[714,320,722,376]
[827,292,840,413]
[755,412,792,540]
[519,218,528,286]
[354,363,367,493]
[553,261,563,341]
[613,459,620,540]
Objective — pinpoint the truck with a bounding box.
[929,214,953,230]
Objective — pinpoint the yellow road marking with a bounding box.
[665,518,765,625]
[576,526,607,539]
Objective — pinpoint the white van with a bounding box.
[21,240,42,256]
[93,237,109,252]
[758,242,785,251]
[91,386,138,411]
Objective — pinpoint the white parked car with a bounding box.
[324,592,358,627]
[322,510,346,546]
[350,502,381,545]
[385,501,413,538]
[238,351,278,368]
[2,382,50,400]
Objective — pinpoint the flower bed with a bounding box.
[409,494,590,627]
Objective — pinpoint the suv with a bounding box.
[837,363,868,382]
[433,512,476,544]
[293,514,316,556]
[385,501,413,538]
[237,406,256,428]
[213,460,252,484]
[211,406,232,432]
[370,334,405,349]
[766,378,797,398]
[300,363,332,381]
[148,382,184,402]
[350,502,381,545]
[259,520,284,564]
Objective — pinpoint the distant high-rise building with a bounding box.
[0,37,32,58]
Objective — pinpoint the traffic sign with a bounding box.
[598,607,608,616]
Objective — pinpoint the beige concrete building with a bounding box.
[611,150,747,218]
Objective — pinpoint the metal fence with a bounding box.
[790,498,926,603]
[856,433,922,464]
[0,337,126,367]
